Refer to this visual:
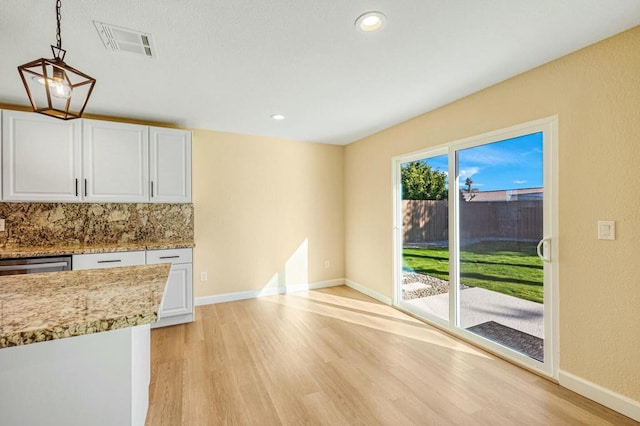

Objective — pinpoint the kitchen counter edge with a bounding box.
[0,241,195,259]
[0,264,171,348]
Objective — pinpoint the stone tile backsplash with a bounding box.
[0,202,193,248]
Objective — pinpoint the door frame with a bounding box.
[392,116,559,379]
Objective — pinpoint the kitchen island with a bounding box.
[0,264,170,426]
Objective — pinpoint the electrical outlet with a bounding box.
[0,219,5,232]
[200,272,208,281]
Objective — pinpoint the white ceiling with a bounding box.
[1,1,640,145]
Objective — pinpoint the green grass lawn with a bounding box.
[403,241,543,303]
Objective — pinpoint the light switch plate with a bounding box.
[598,220,615,240]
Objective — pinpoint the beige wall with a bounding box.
[344,27,640,401]
[3,24,638,408]
[193,129,344,297]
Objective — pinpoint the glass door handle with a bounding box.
[537,238,551,262]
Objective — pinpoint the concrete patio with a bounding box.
[404,287,544,338]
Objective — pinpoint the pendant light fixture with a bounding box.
[17,0,96,120]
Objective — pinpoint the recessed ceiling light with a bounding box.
[271,114,286,120]
[355,11,385,32]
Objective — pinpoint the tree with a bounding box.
[463,177,476,202]
[401,161,448,200]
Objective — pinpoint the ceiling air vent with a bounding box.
[93,21,155,58]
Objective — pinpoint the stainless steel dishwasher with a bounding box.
[0,256,72,276]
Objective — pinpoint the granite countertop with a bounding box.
[0,264,171,348]
[0,240,195,259]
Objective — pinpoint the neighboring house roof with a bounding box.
[463,187,543,202]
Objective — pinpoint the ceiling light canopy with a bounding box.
[271,114,286,120]
[355,11,386,32]
[17,0,96,120]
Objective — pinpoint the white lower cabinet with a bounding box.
[146,248,193,328]
[0,325,150,426]
[154,263,193,322]
[72,248,194,328]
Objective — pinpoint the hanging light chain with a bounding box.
[55,0,62,49]
[17,0,97,119]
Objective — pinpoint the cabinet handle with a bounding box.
[159,255,180,259]
[84,179,88,197]
[151,181,154,198]
[97,259,122,264]
[75,179,79,197]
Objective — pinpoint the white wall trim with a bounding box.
[559,370,640,422]
[285,278,345,294]
[195,278,345,306]
[344,279,392,305]
[196,289,274,306]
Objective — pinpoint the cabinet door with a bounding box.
[82,119,149,202]
[159,263,193,318]
[149,127,192,203]
[2,110,81,201]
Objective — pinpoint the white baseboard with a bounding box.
[344,279,392,305]
[559,370,640,422]
[285,278,345,293]
[195,288,276,306]
[195,278,345,306]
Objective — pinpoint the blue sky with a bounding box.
[423,132,543,192]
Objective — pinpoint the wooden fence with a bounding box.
[403,200,543,243]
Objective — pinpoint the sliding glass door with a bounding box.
[457,134,545,363]
[398,150,450,323]
[394,118,557,377]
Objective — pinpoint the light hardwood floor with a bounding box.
[146,286,637,425]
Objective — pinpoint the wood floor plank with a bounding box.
[146,360,184,426]
[301,391,353,425]
[146,286,638,425]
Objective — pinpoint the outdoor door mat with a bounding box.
[466,321,544,362]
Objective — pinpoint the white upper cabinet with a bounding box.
[0,111,192,203]
[2,110,82,202]
[82,119,149,202]
[149,127,192,203]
